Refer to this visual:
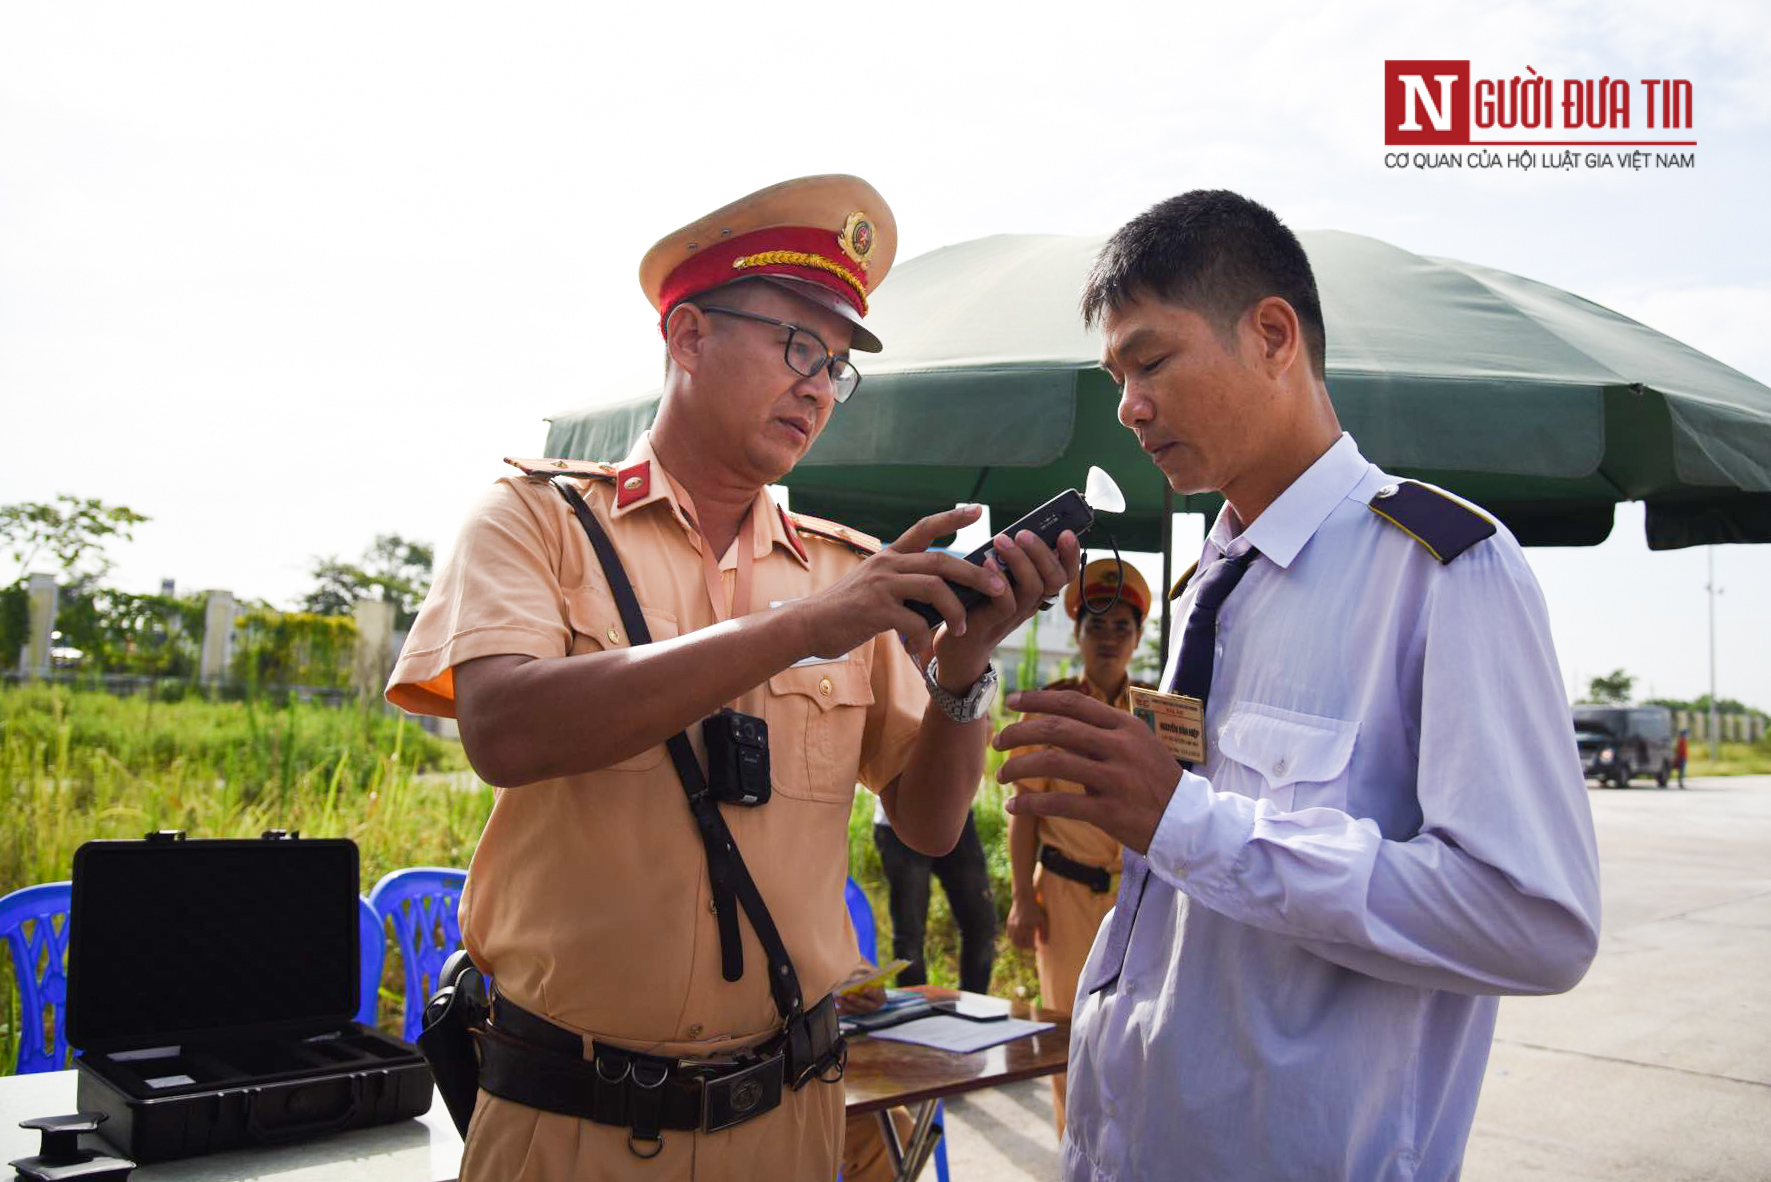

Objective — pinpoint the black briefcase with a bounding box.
[66,831,433,1163]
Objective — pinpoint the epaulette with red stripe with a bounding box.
[786,511,883,559]
[504,457,617,481]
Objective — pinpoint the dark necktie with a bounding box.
[1084,548,1258,995]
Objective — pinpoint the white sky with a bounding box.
[2,0,1767,708]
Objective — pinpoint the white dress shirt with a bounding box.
[1063,433,1601,1182]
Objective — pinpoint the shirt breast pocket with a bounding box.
[766,656,874,804]
[1216,702,1358,813]
[564,585,680,773]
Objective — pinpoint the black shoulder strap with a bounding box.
[552,479,804,1025]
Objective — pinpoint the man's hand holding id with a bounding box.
[996,689,1187,856]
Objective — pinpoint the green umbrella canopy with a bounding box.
[546,230,1771,551]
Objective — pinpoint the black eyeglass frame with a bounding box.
[697,306,863,402]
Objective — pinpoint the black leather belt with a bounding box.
[478,992,844,1158]
[1040,844,1114,894]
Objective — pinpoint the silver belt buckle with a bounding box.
[700,1054,784,1133]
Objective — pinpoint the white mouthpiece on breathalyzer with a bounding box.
[1085,466,1126,514]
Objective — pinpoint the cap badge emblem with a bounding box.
[838,211,875,268]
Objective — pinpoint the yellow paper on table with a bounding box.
[838,958,912,996]
[1130,686,1207,765]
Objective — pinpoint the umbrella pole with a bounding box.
[1159,485,1174,666]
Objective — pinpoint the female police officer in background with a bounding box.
[1004,558,1151,1138]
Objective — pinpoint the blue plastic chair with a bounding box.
[368,867,467,1042]
[357,896,385,1027]
[846,876,951,1182]
[0,882,73,1074]
[845,877,878,970]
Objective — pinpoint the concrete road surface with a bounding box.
[929,775,1771,1180]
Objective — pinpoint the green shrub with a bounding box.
[0,583,26,672]
[230,610,358,689]
[54,586,206,677]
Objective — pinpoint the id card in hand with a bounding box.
[1129,686,1207,765]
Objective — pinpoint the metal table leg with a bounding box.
[890,1100,942,1182]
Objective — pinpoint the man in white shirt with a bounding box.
[996,190,1601,1181]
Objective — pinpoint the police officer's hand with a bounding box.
[995,689,1183,856]
[930,526,1082,690]
[1006,893,1047,951]
[801,505,1021,661]
[834,984,888,1016]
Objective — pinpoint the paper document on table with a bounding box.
[867,1014,1054,1054]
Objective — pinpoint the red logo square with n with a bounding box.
[1385,60,1470,145]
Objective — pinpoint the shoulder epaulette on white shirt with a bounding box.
[1367,481,1496,564]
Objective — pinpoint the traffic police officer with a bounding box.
[1004,558,1151,1138]
[388,174,1080,1180]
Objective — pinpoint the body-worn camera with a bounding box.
[704,709,771,807]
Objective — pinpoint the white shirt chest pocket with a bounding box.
[1215,703,1358,813]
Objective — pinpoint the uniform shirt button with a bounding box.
[686,1024,703,1039]
[818,677,833,697]
[1273,757,1287,776]
[606,626,621,645]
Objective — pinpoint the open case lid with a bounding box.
[68,833,361,1053]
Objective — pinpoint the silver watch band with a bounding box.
[924,659,999,723]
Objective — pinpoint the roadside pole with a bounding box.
[1707,548,1721,762]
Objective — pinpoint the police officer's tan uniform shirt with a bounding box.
[1011,675,1129,871]
[388,433,930,1056]
[1011,674,1131,1138]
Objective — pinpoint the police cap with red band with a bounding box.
[1064,558,1152,624]
[639,174,897,353]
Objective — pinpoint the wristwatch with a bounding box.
[924,659,999,724]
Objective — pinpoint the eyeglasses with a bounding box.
[699,306,863,402]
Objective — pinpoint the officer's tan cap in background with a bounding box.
[639,174,897,353]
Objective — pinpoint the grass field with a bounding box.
[0,684,494,1073]
[16,684,1754,1076]
[0,685,1038,1074]
[1684,741,1771,778]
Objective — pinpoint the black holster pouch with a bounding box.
[417,948,489,1138]
[783,993,845,1089]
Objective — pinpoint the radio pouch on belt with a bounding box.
[552,479,842,1085]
